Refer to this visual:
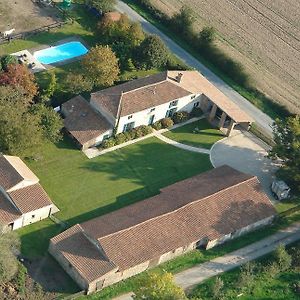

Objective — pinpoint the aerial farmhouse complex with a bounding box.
[49,166,276,293]
[0,155,58,232]
[62,70,253,150]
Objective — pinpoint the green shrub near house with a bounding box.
[172,111,189,124]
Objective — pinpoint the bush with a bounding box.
[161,117,174,128]
[153,120,162,130]
[115,133,128,145]
[263,262,280,279]
[237,262,255,292]
[211,277,224,300]
[1,55,18,71]
[190,107,203,118]
[172,111,189,124]
[13,263,27,295]
[102,137,116,149]
[274,244,292,271]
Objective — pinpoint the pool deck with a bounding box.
[12,36,89,72]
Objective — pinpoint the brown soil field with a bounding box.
[151,0,300,114]
[0,0,60,35]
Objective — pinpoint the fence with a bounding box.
[0,21,66,45]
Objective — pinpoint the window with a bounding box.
[169,100,178,108]
[123,122,135,132]
[193,101,200,108]
[165,108,177,118]
[150,108,155,112]
[191,95,196,99]
[31,215,35,218]
[128,115,133,120]
[103,134,110,140]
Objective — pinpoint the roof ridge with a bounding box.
[0,186,22,215]
[97,175,257,242]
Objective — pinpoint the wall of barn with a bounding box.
[206,216,274,249]
[49,241,89,291]
[21,205,53,227]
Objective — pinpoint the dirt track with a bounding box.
[152,0,300,114]
[0,0,60,34]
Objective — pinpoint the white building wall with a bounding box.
[116,94,201,134]
[12,217,23,230]
[21,205,53,226]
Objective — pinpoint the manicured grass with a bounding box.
[163,119,224,149]
[190,242,300,300]
[18,136,212,258]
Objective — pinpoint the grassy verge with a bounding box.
[82,209,300,299]
[122,0,289,120]
[163,118,224,149]
[190,241,300,300]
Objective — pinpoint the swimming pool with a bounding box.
[33,41,88,65]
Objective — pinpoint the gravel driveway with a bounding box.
[210,131,279,200]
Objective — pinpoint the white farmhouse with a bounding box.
[62,70,252,150]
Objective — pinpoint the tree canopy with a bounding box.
[171,5,195,36]
[133,272,187,300]
[0,228,20,285]
[135,35,169,69]
[269,115,300,193]
[0,64,38,98]
[87,0,116,13]
[81,45,119,88]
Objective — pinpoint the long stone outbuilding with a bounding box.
[49,166,276,294]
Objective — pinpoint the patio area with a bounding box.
[11,49,46,72]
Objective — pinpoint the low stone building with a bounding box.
[0,155,58,231]
[49,166,275,294]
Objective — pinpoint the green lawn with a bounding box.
[19,136,212,255]
[190,242,300,300]
[163,119,224,149]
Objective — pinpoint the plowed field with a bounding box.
[152,0,300,113]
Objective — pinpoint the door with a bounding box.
[148,115,155,125]
[165,108,177,118]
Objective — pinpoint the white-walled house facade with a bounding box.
[0,155,58,231]
[62,70,253,150]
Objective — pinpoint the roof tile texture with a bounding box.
[62,96,112,146]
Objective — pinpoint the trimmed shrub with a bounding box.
[172,111,189,124]
[161,117,174,128]
[190,107,203,118]
[115,133,127,145]
[153,120,162,130]
[1,55,18,71]
[102,137,116,149]
[123,131,133,142]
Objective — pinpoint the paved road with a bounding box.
[210,130,279,199]
[115,0,274,136]
[113,222,300,300]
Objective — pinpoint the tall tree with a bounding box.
[135,35,169,69]
[81,45,119,88]
[171,6,195,35]
[87,0,116,12]
[269,115,300,192]
[31,104,63,143]
[133,272,187,300]
[0,228,20,285]
[0,64,38,98]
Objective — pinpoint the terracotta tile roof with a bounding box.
[91,71,252,123]
[0,156,23,191]
[0,191,21,226]
[8,183,53,214]
[51,224,117,283]
[52,166,276,281]
[91,72,191,118]
[62,96,112,146]
[167,71,253,123]
[82,166,253,239]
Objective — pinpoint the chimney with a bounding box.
[176,73,183,83]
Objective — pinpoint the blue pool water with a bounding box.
[34,41,88,64]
